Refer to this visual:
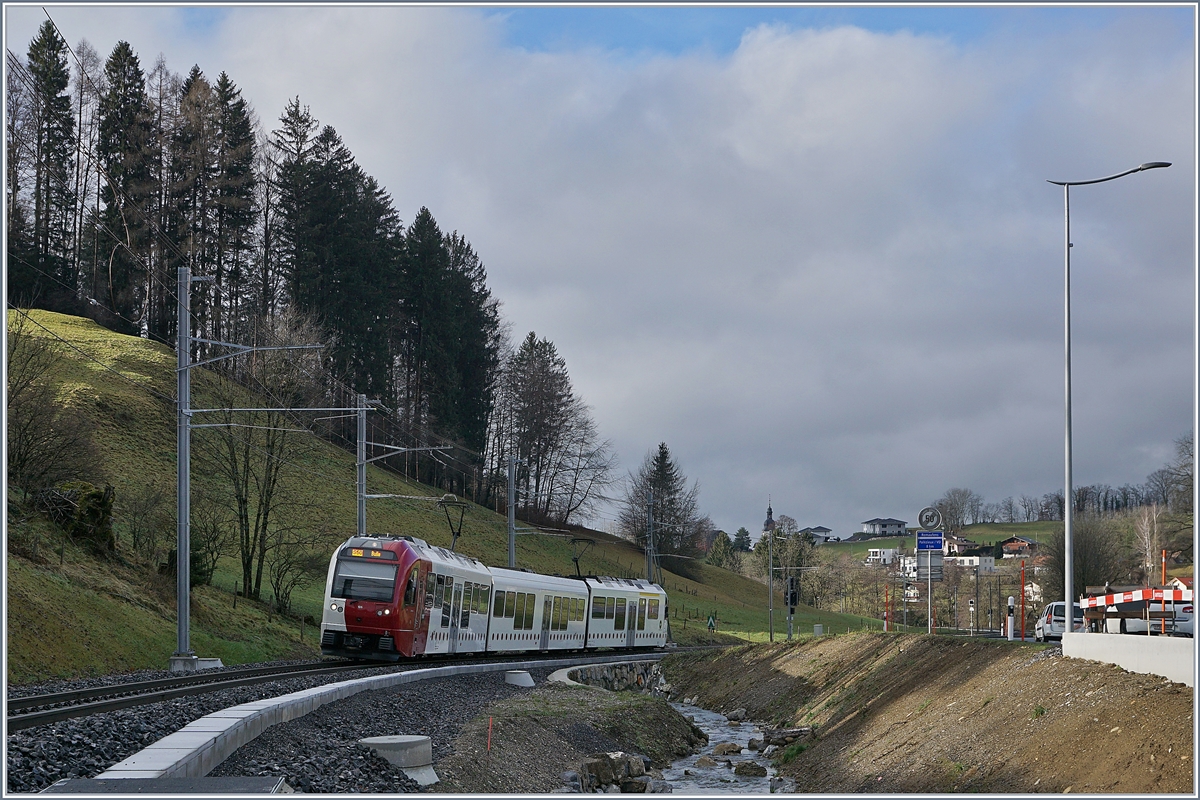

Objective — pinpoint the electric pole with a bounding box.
[507,455,516,568]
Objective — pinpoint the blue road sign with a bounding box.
[916,531,944,551]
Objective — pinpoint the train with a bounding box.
[320,534,669,661]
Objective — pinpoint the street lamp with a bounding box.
[763,502,776,642]
[1046,161,1170,633]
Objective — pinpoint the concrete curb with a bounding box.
[97,652,667,780]
[1062,631,1195,686]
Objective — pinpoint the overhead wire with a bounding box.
[14,15,514,505]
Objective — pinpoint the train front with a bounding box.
[320,536,426,661]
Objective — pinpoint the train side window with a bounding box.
[480,586,490,615]
[473,584,483,614]
[525,594,536,630]
[647,599,659,620]
[614,598,626,629]
[463,582,473,613]
[504,591,516,618]
[605,597,615,620]
[592,596,606,619]
[425,573,436,608]
[638,598,647,630]
[434,575,445,609]
[460,591,471,628]
[569,597,578,621]
[554,597,563,630]
[403,567,418,607]
[515,592,527,628]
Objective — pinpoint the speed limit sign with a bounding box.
[918,506,942,530]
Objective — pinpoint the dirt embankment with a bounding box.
[430,682,707,793]
[661,632,1193,793]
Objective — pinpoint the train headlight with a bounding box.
[330,602,338,610]
[383,608,391,615]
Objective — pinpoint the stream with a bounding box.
[660,702,796,794]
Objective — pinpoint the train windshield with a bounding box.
[332,558,398,602]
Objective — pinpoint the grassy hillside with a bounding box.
[6,311,881,684]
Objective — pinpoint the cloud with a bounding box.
[8,6,1192,537]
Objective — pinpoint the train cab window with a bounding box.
[402,567,419,607]
[614,598,626,629]
[332,557,398,602]
[592,597,607,619]
[504,591,516,618]
[647,599,659,620]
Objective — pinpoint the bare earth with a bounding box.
[661,632,1194,793]
[422,634,1192,793]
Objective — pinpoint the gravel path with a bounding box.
[5,660,548,793]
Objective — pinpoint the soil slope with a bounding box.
[661,632,1193,793]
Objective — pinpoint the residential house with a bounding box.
[943,555,996,574]
[942,534,979,555]
[861,518,908,537]
[999,535,1038,558]
[801,526,835,545]
[866,547,900,566]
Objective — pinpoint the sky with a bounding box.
[5,3,1195,540]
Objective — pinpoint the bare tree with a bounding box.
[193,308,324,600]
[1018,494,1039,523]
[1042,516,1127,602]
[6,310,97,496]
[1133,503,1161,584]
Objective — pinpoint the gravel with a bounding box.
[6,660,550,793]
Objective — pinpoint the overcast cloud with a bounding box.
[5,5,1194,538]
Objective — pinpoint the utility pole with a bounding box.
[172,266,195,672]
[646,487,654,582]
[507,455,516,568]
[357,394,367,537]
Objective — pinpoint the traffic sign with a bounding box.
[916,530,944,551]
[918,506,943,530]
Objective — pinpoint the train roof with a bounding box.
[344,535,490,574]
[584,576,664,593]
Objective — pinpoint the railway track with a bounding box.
[6,647,684,731]
[6,659,381,731]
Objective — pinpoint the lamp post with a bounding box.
[1046,161,1170,633]
[764,502,776,642]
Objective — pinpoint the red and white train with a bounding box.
[320,534,669,661]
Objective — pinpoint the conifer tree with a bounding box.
[96,40,153,331]
[25,21,76,308]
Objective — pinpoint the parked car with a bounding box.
[1104,599,1193,637]
[1034,602,1084,641]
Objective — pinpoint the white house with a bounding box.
[861,518,908,536]
[866,547,900,566]
[943,555,996,574]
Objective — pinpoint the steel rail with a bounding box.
[6,661,380,731]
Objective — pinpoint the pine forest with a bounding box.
[5,24,621,533]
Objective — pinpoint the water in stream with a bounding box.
[661,703,796,794]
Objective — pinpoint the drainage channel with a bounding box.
[661,703,794,794]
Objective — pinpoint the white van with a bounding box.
[1034,602,1084,641]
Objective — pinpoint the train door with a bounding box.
[449,581,463,654]
[540,596,552,650]
[623,598,635,648]
[396,563,421,656]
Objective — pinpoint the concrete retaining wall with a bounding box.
[565,661,661,692]
[1062,632,1195,686]
[98,652,665,781]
